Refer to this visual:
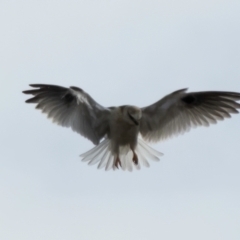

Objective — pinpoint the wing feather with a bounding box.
[140,89,240,142]
[23,84,110,144]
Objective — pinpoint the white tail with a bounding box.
[80,138,163,171]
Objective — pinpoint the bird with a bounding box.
[23,84,240,171]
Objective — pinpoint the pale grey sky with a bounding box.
[1,1,240,240]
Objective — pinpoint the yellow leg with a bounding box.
[114,156,122,169]
[131,148,138,165]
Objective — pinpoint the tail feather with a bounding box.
[136,148,150,168]
[97,149,111,169]
[120,150,134,171]
[137,138,163,161]
[80,137,163,171]
[81,139,108,161]
[88,145,108,166]
[105,154,114,171]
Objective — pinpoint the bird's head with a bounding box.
[122,106,142,126]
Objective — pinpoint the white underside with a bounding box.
[80,138,163,171]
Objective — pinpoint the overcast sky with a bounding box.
[1,1,240,240]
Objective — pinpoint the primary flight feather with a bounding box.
[23,84,240,171]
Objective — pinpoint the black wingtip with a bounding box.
[25,97,37,103]
[22,84,41,94]
[22,90,32,94]
[29,84,46,88]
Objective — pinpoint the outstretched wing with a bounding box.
[23,84,110,145]
[140,88,240,142]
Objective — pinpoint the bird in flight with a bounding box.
[23,84,240,171]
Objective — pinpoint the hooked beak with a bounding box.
[127,112,139,125]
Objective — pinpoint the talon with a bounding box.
[114,156,121,169]
[132,152,138,165]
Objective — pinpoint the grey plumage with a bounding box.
[23,84,240,171]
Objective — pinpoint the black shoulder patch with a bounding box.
[63,92,75,103]
[181,95,197,105]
